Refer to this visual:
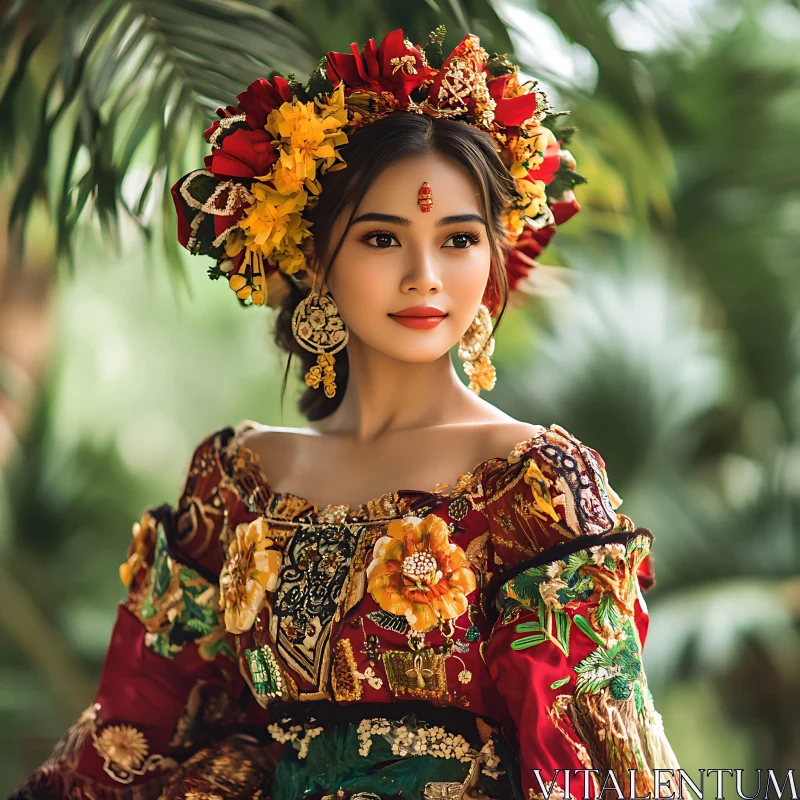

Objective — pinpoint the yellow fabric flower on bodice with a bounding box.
[366,514,477,633]
[219,517,283,634]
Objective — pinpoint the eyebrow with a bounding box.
[350,212,487,228]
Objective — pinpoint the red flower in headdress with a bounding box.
[551,195,581,225]
[204,77,294,140]
[234,76,294,130]
[326,29,435,105]
[198,77,295,179]
[203,128,278,179]
[504,224,552,290]
[529,140,562,185]
[487,73,540,128]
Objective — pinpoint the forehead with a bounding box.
[357,152,483,216]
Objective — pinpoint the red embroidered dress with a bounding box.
[11,420,684,800]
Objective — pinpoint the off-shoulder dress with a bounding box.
[10,420,685,800]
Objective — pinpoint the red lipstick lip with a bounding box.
[389,306,446,317]
[388,306,447,330]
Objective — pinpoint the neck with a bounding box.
[313,335,477,442]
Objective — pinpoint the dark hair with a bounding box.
[274,112,516,421]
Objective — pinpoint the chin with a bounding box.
[377,337,455,363]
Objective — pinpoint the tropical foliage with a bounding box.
[1,0,799,790]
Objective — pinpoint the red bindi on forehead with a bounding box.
[417,181,433,213]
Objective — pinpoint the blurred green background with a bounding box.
[1,0,799,791]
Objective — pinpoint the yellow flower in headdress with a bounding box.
[513,177,547,218]
[267,84,349,183]
[274,241,307,275]
[271,163,305,196]
[315,82,349,127]
[503,207,525,240]
[238,184,310,259]
[509,125,555,178]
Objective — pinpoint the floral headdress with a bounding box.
[171,27,584,312]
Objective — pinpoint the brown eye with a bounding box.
[362,230,400,249]
[443,232,480,249]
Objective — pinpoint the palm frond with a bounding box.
[1,0,316,278]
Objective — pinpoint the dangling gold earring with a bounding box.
[291,290,349,399]
[458,304,496,395]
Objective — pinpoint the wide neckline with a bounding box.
[228,419,548,522]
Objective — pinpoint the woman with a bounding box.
[11,28,685,800]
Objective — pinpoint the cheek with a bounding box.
[443,247,492,310]
[325,242,393,323]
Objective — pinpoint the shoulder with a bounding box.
[171,421,253,573]
[481,422,634,569]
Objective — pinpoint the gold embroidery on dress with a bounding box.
[338,525,384,620]
[483,462,526,505]
[492,533,536,557]
[92,720,176,784]
[492,509,515,534]
[381,646,448,699]
[331,638,363,701]
[158,737,276,799]
[464,532,489,573]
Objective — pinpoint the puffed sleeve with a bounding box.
[480,425,684,800]
[10,428,250,800]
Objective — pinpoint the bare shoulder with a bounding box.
[477,419,545,459]
[236,422,319,474]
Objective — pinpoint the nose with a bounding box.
[399,247,443,295]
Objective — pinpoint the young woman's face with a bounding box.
[321,152,492,364]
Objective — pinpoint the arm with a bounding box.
[481,426,683,800]
[10,432,248,799]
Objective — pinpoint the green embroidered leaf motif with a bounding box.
[573,614,605,647]
[515,621,544,633]
[596,593,623,633]
[553,610,571,656]
[604,638,626,661]
[500,596,523,625]
[569,574,594,598]
[574,646,617,696]
[618,647,642,680]
[633,682,645,714]
[627,536,648,555]
[507,570,546,606]
[139,594,157,620]
[610,674,632,701]
[367,609,409,634]
[550,676,571,690]
[511,633,547,650]
[563,551,591,578]
[134,537,232,662]
[575,647,617,695]
[575,670,614,696]
[147,634,174,659]
[575,645,616,674]
[153,558,172,598]
[183,617,214,635]
[178,567,198,583]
